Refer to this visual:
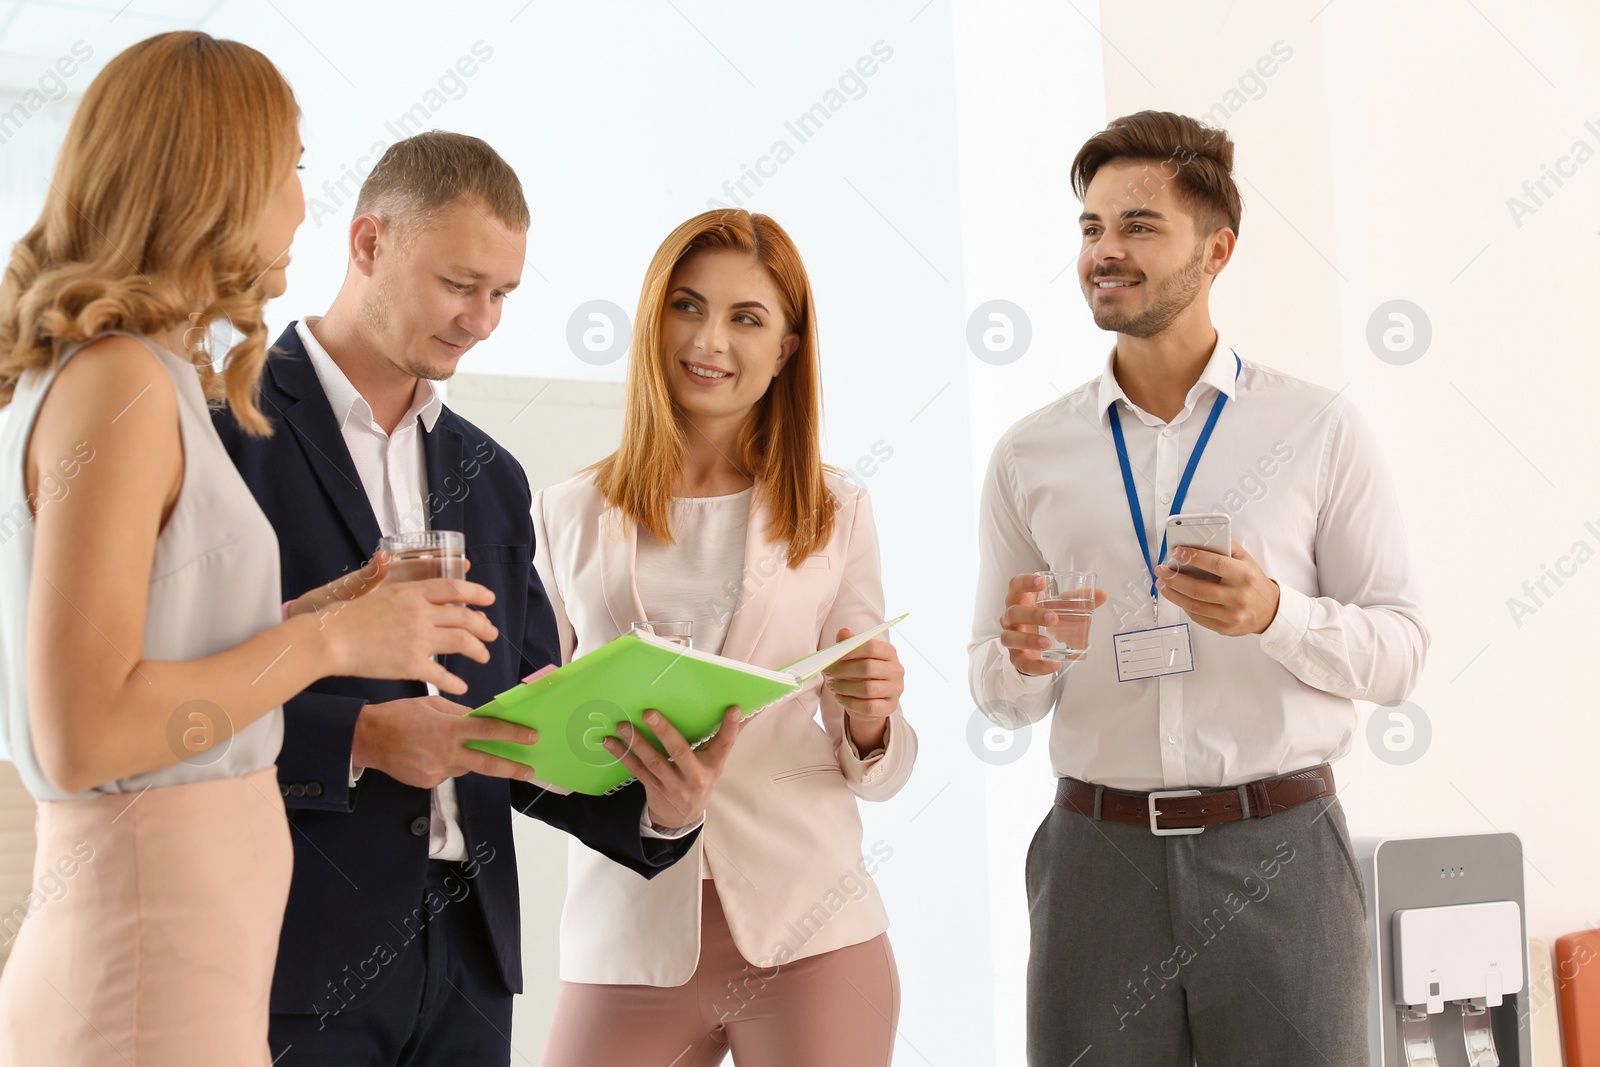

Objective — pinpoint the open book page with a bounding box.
[627,631,797,684]
[779,612,909,681]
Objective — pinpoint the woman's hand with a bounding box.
[287,552,475,618]
[604,708,744,830]
[314,576,499,695]
[822,627,905,753]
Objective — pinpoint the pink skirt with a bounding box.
[0,765,292,1065]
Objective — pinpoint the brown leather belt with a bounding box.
[1054,764,1335,836]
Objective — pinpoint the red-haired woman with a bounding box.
[0,33,498,1064]
[535,209,917,1066]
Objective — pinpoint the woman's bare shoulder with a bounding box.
[41,335,179,432]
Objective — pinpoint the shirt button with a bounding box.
[1161,428,1174,437]
[410,816,431,837]
[1167,735,1177,744]
[1160,493,1172,504]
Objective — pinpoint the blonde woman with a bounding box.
[0,33,500,1065]
[536,210,916,1067]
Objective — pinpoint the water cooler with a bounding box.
[1356,833,1533,1066]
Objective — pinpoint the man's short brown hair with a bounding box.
[1071,111,1242,237]
[354,130,530,239]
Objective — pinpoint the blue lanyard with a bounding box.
[1108,353,1241,602]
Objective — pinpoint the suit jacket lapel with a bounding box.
[598,491,786,664]
[421,419,466,680]
[421,418,465,537]
[264,326,383,560]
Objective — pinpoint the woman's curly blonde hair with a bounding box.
[0,31,301,435]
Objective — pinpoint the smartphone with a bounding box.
[1164,512,1231,582]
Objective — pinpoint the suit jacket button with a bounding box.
[280,784,291,798]
[410,816,431,837]
[305,782,323,798]
[287,783,306,798]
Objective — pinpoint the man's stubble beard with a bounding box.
[361,274,453,382]
[1089,242,1206,339]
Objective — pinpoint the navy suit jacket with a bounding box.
[213,323,694,1015]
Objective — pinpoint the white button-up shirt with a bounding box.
[968,335,1429,790]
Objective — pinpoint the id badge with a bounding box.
[1114,623,1195,682]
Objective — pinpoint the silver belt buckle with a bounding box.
[1147,789,1204,836]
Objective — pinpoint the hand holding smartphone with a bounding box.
[1164,513,1231,582]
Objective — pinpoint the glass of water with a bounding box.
[377,530,467,585]
[1035,570,1096,660]
[632,620,693,649]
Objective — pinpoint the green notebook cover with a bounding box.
[466,614,905,796]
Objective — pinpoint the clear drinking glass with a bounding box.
[377,530,466,585]
[632,620,693,649]
[1036,569,1096,660]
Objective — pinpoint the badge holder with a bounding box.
[1114,621,1195,683]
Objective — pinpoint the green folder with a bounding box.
[466,613,907,796]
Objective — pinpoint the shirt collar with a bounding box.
[295,317,443,434]
[1096,332,1240,426]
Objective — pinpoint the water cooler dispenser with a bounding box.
[1356,833,1533,1066]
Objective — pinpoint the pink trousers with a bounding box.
[0,765,292,1066]
[542,879,900,1067]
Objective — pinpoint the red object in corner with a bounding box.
[1557,928,1600,1066]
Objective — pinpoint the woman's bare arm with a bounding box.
[23,337,499,794]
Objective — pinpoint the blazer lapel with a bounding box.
[421,419,466,681]
[598,505,646,639]
[264,327,383,560]
[596,492,786,664]
[421,418,466,537]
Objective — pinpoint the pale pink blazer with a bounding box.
[532,471,917,986]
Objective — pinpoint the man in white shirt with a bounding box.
[968,111,1428,1065]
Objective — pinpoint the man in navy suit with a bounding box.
[214,131,742,1066]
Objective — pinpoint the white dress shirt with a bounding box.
[968,334,1429,790]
